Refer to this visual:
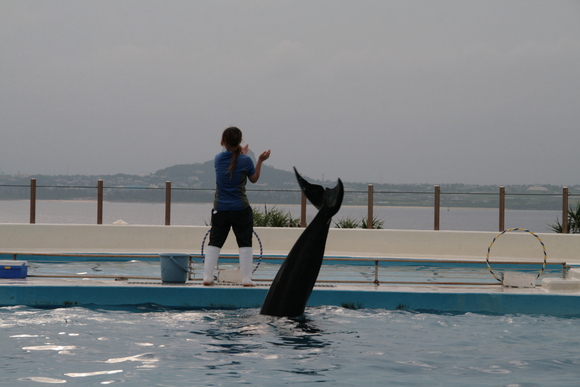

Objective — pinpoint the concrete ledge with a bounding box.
[542,278,580,293]
[569,269,580,280]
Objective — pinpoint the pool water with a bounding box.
[1,305,579,386]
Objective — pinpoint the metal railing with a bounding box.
[0,179,577,232]
[4,251,569,286]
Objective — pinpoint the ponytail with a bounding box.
[228,145,242,177]
[221,127,243,178]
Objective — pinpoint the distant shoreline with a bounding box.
[0,199,562,212]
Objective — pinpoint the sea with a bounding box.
[1,200,578,386]
[0,200,563,233]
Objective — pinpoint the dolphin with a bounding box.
[260,167,344,317]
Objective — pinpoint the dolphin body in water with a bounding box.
[260,168,344,318]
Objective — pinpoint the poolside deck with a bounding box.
[1,224,579,315]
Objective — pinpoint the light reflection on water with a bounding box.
[1,305,579,386]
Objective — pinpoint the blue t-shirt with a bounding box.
[213,151,256,211]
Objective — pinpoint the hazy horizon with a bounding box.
[1,1,579,185]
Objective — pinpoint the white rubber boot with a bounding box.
[203,246,220,286]
[239,247,256,287]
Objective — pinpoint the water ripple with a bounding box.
[2,306,579,385]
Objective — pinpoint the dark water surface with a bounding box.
[1,305,579,386]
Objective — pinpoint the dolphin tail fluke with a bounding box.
[324,178,344,218]
[293,167,344,217]
[293,167,325,209]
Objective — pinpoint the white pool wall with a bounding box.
[1,224,578,263]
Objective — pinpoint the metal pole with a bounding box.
[367,184,374,229]
[165,181,171,226]
[499,186,505,232]
[97,179,103,225]
[562,187,569,234]
[301,192,307,227]
[434,185,440,230]
[30,178,36,224]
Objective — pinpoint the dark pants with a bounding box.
[209,207,253,248]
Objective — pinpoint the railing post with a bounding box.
[367,184,374,229]
[165,181,171,226]
[97,179,103,224]
[433,185,441,231]
[300,192,307,227]
[499,186,505,231]
[30,178,36,224]
[562,187,569,234]
[434,185,440,230]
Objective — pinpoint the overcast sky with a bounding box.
[1,0,579,185]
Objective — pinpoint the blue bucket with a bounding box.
[159,253,190,283]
